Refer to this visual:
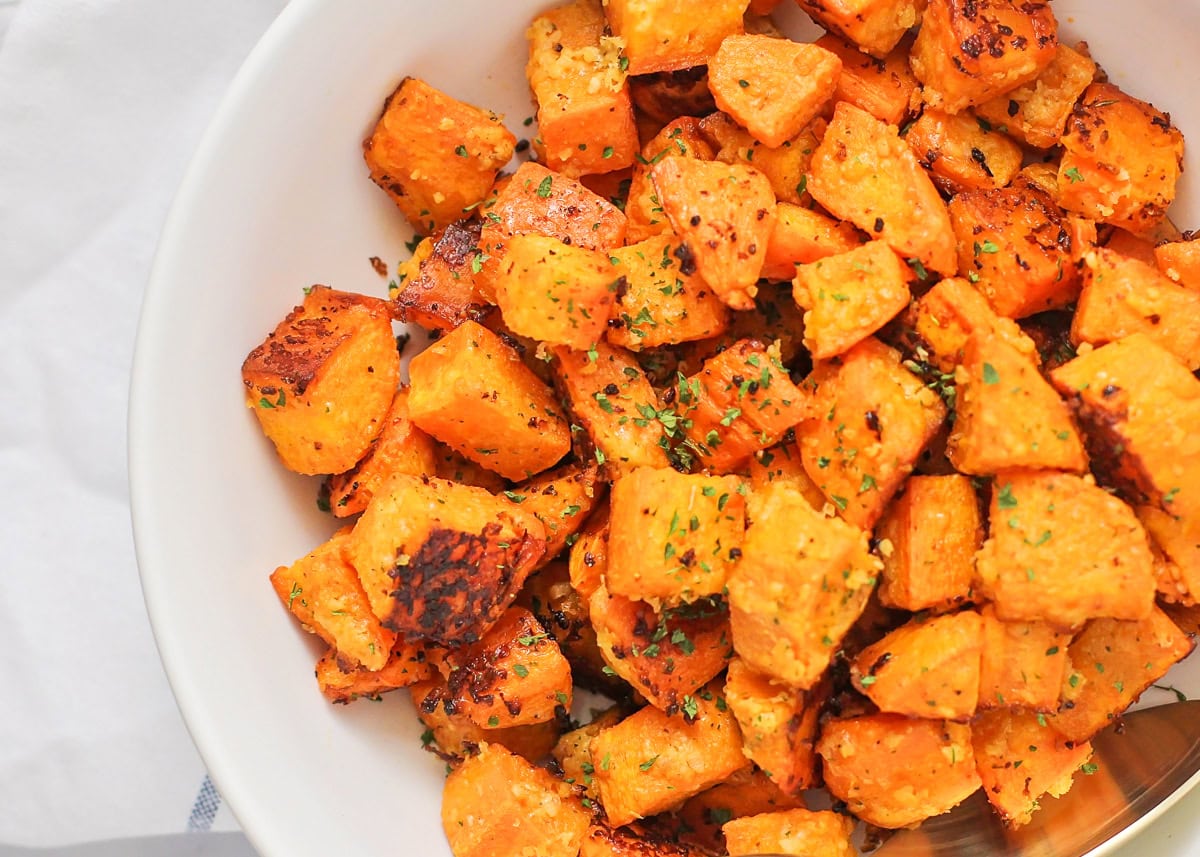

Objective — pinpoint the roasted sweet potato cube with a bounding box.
[910,0,1058,114]
[724,658,819,794]
[442,742,591,857]
[590,683,750,826]
[527,0,639,177]
[490,161,628,251]
[552,706,624,799]
[745,444,828,510]
[909,276,1038,373]
[728,482,880,688]
[817,714,981,829]
[315,638,432,704]
[494,233,617,350]
[977,603,1070,711]
[407,320,572,480]
[795,337,948,530]
[326,386,437,518]
[851,610,982,720]
[650,158,776,310]
[363,78,516,233]
[242,286,400,476]
[607,232,730,349]
[677,340,807,472]
[723,808,856,857]
[815,33,917,126]
[795,0,923,58]
[1050,334,1200,527]
[677,768,805,854]
[948,185,1081,318]
[975,42,1097,149]
[707,35,841,148]
[792,240,911,360]
[589,582,734,711]
[1138,505,1200,606]
[581,822,705,857]
[602,0,749,75]
[947,333,1088,475]
[1071,247,1200,370]
[1053,606,1194,743]
[569,502,609,601]
[1154,238,1200,291]
[624,118,717,244]
[607,467,746,604]
[410,680,561,762]
[972,708,1094,827]
[905,108,1023,194]
[876,474,980,613]
[505,462,602,561]
[348,474,546,645]
[554,341,673,476]
[389,220,494,333]
[270,527,395,671]
[1058,83,1185,234]
[699,111,823,207]
[974,471,1156,630]
[1103,226,1163,266]
[809,102,957,277]
[761,202,862,281]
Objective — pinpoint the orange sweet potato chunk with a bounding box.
[708,35,841,148]
[242,287,400,476]
[724,658,819,795]
[602,0,749,75]
[390,220,493,333]
[315,638,431,704]
[677,768,805,854]
[722,808,856,857]
[976,603,1070,712]
[527,0,639,177]
[507,462,602,562]
[909,276,1038,373]
[650,157,777,310]
[792,240,911,360]
[817,714,981,829]
[1139,504,1200,606]
[972,708,1093,827]
[946,333,1088,475]
[442,742,591,857]
[815,33,917,126]
[489,161,628,252]
[1058,83,1185,234]
[590,683,750,827]
[910,0,1058,114]
[795,0,924,58]
[1154,238,1200,291]
[761,202,862,281]
[876,474,981,613]
[974,471,1156,630]
[904,107,1023,194]
[975,42,1097,149]
[407,320,572,480]
[808,102,957,277]
[624,118,716,244]
[411,679,560,762]
[699,111,824,207]
[363,77,517,233]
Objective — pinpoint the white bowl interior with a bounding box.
[129,2,1200,855]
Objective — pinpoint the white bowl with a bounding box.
[129,2,1200,855]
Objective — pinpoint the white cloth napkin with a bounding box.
[0,0,284,846]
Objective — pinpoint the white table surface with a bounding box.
[1,1,1198,856]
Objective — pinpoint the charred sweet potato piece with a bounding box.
[527,0,639,177]
[972,708,1094,827]
[442,742,591,857]
[1071,247,1200,370]
[908,276,1038,373]
[904,107,1023,194]
[794,0,924,58]
[390,220,494,333]
[876,474,980,613]
[363,77,516,233]
[602,0,749,75]
[817,713,981,829]
[976,604,1070,712]
[581,822,704,856]
[624,118,716,244]
[974,471,1156,630]
[607,466,746,604]
[348,473,546,645]
[724,658,819,795]
[761,202,862,281]
[975,42,1096,149]
[410,679,561,762]
[676,340,807,473]
[729,482,880,688]
[629,67,716,125]
[707,35,841,148]
[407,320,572,480]
[589,582,734,711]
[722,808,856,857]
[795,337,948,530]
[792,240,911,360]
[315,638,432,704]
[815,33,917,126]
[590,683,750,826]
[242,286,400,476]
[1057,83,1185,234]
[699,111,824,208]
[808,102,957,277]
[650,157,776,310]
[1050,334,1200,527]
[946,333,1088,475]
[326,386,437,518]
[910,0,1058,114]
[1053,606,1194,743]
